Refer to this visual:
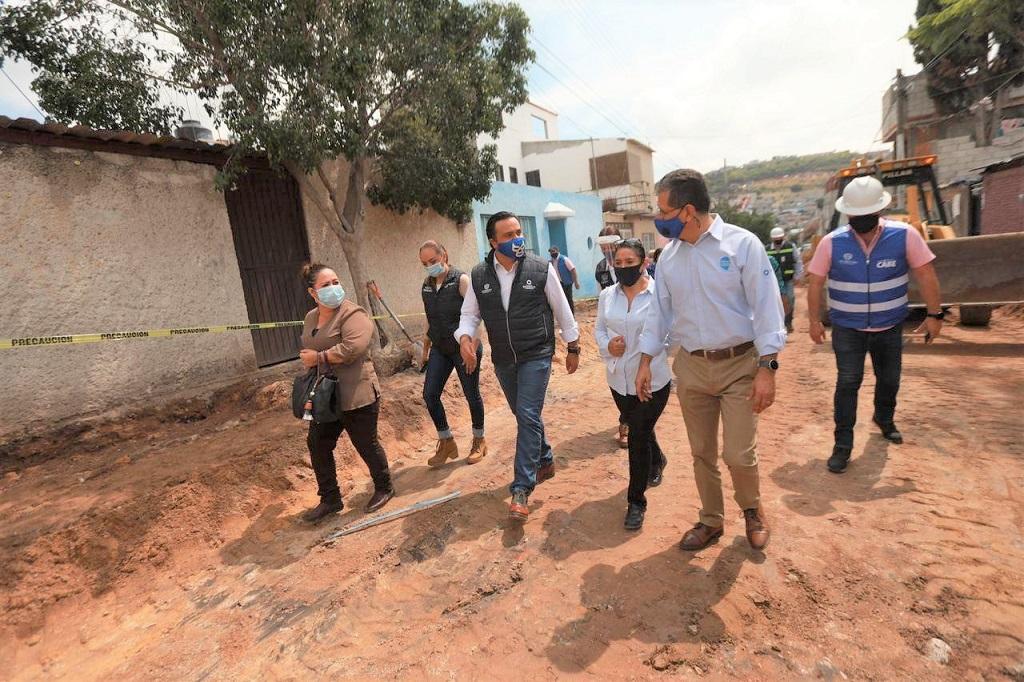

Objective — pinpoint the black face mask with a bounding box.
[850,214,880,234]
[615,264,644,287]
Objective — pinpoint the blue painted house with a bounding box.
[469,182,604,299]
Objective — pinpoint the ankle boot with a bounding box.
[428,437,459,466]
[467,436,487,464]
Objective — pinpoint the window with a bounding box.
[495,165,505,182]
[531,115,549,140]
[641,232,655,251]
[509,167,519,184]
[525,170,541,187]
[517,215,539,254]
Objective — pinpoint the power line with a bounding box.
[533,60,633,138]
[1,67,46,119]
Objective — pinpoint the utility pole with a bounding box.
[589,136,598,194]
[895,69,908,160]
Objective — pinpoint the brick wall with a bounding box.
[981,164,1024,235]
[932,129,1024,185]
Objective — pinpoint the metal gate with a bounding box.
[224,169,311,366]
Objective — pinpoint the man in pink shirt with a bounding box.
[806,176,944,473]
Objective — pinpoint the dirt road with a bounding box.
[2,301,1023,680]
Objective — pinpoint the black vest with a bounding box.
[596,259,615,289]
[766,240,797,281]
[421,267,464,356]
[471,252,554,366]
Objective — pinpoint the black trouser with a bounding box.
[561,282,575,314]
[831,324,902,450]
[611,384,671,509]
[306,399,392,503]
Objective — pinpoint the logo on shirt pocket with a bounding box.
[719,256,731,271]
[522,279,536,291]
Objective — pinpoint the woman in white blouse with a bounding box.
[595,239,673,531]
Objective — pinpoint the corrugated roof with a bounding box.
[0,115,231,152]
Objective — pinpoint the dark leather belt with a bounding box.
[690,340,755,361]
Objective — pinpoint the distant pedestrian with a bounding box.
[765,227,803,332]
[548,246,581,314]
[806,176,944,474]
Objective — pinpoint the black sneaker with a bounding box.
[648,457,667,487]
[872,416,903,444]
[624,504,645,531]
[827,446,852,473]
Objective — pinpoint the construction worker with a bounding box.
[637,169,785,552]
[418,241,487,467]
[456,211,581,522]
[806,176,943,474]
[766,226,803,332]
[548,246,581,314]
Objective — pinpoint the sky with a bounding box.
[0,0,923,175]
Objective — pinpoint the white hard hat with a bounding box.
[835,176,891,216]
[770,227,785,240]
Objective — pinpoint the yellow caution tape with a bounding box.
[0,314,426,350]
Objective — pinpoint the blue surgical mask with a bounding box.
[496,236,527,260]
[316,284,346,308]
[654,210,687,240]
[425,262,445,278]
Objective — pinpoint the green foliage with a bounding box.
[908,0,1024,140]
[0,0,533,224]
[716,200,776,243]
[705,151,860,194]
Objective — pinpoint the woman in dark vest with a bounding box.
[419,241,487,466]
[298,262,394,522]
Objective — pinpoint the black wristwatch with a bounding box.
[926,310,945,320]
[757,358,779,371]
[567,344,581,355]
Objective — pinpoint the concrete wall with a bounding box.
[932,128,1024,185]
[478,102,560,181]
[302,159,478,341]
[0,144,255,438]
[471,182,604,299]
[981,164,1024,236]
[520,138,653,194]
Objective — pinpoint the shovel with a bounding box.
[367,280,426,371]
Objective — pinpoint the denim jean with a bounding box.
[611,384,670,509]
[831,324,903,449]
[493,356,554,495]
[781,280,795,328]
[422,344,484,439]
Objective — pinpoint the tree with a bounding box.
[909,0,1024,146]
[0,0,533,315]
[716,200,776,243]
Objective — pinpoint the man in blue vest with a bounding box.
[548,246,580,314]
[806,176,944,474]
[766,227,804,332]
[457,211,581,522]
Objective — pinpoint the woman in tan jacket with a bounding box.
[298,262,394,522]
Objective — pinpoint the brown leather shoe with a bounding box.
[466,436,487,464]
[537,461,555,483]
[616,423,629,449]
[428,438,459,466]
[743,508,770,550]
[679,523,724,551]
[365,488,394,513]
[508,491,529,522]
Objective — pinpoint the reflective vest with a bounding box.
[766,240,797,281]
[827,222,910,329]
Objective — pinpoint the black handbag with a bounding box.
[291,356,339,423]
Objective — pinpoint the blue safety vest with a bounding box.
[553,255,574,285]
[827,222,910,329]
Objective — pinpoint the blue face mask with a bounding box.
[316,284,346,309]
[654,209,688,240]
[496,236,527,260]
[425,262,445,278]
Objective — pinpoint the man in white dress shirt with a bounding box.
[637,169,786,551]
[457,212,581,522]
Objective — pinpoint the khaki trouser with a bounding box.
[673,348,760,528]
